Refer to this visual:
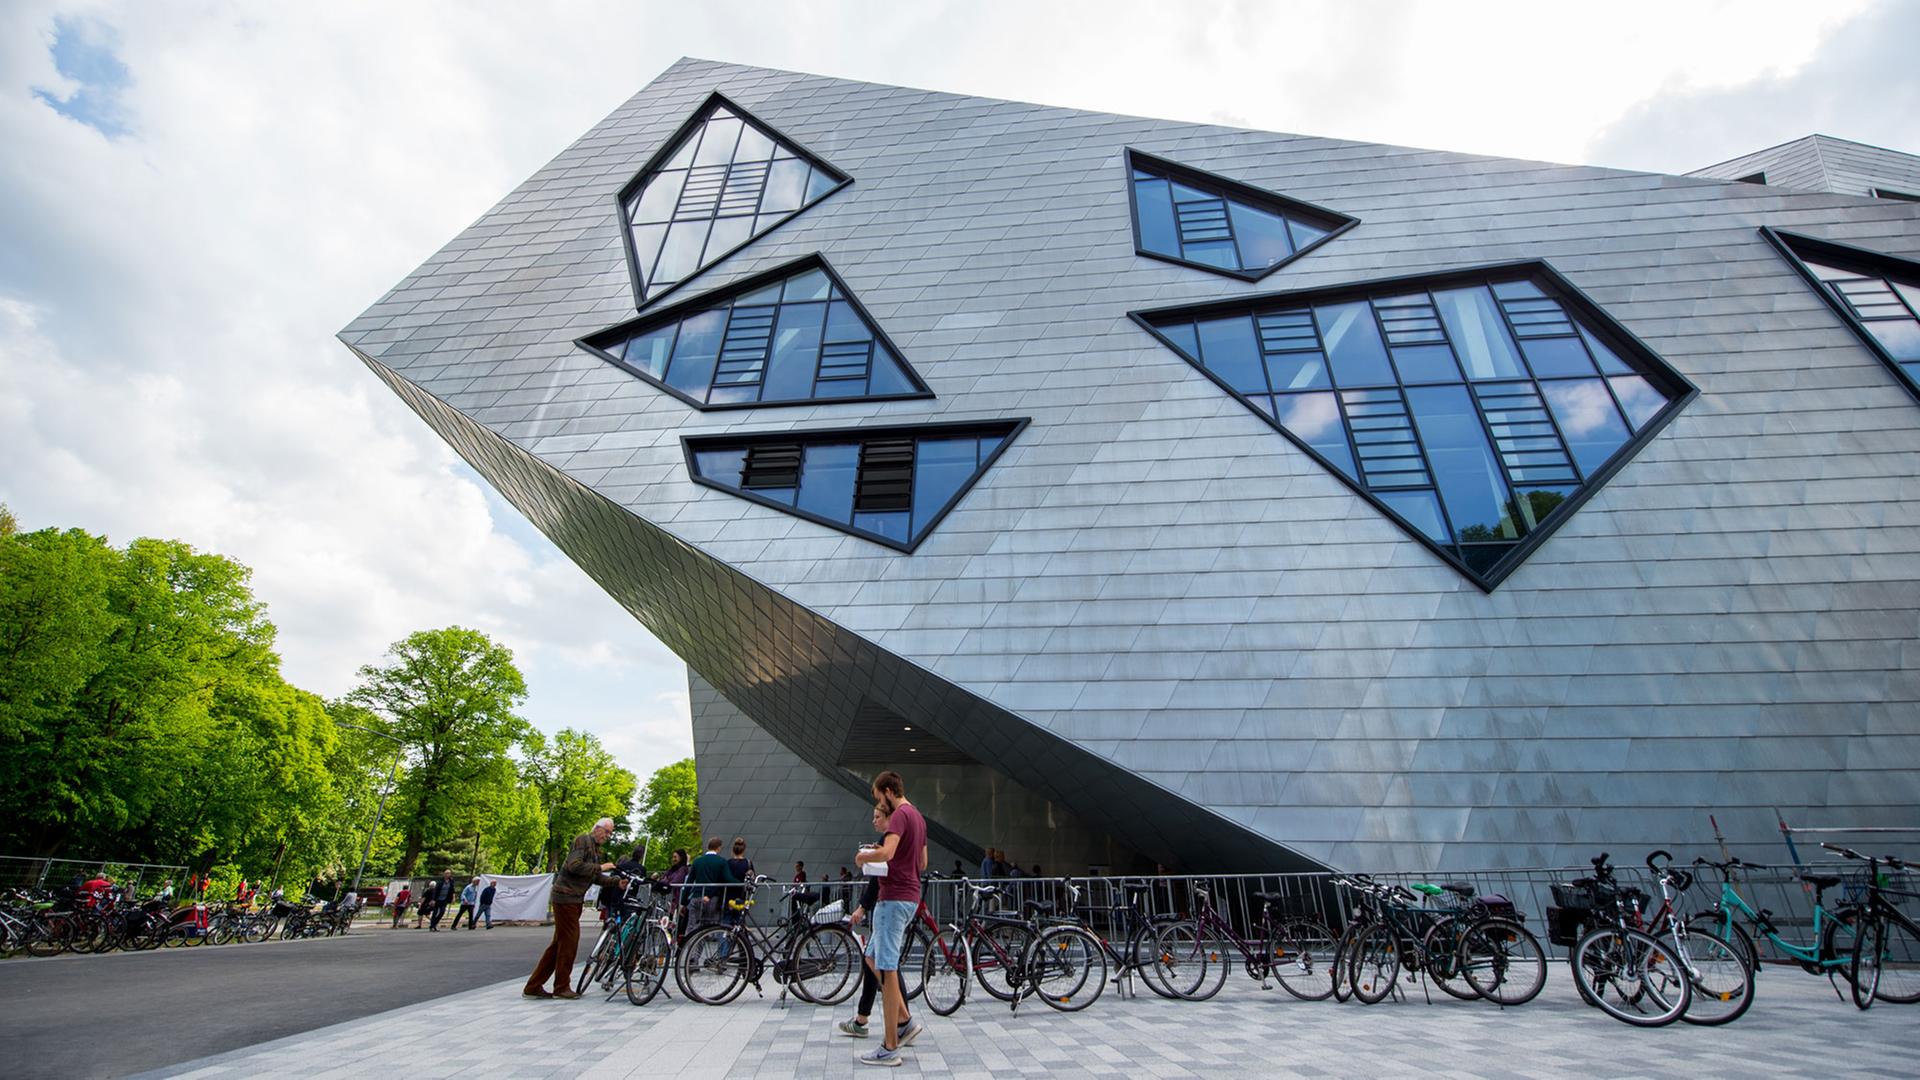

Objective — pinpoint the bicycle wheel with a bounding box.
[1572,927,1690,1027]
[1458,918,1546,1006]
[1330,922,1363,1002]
[1420,918,1481,1002]
[973,922,1035,1002]
[1820,907,1861,987]
[1686,911,1757,975]
[1272,918,1339,1002]
[1859,912,1920,1005]
[1151,920,1227,1002]
[1125,923,1178,999]
[676,924,748,1005]
[897,923,928,1002]
[577,925,616,992]
[1348,924,1402,1005]
[1853,914,1884,1010]
[623,923,673,1006]
[922,928,970,1016]
[794,923,860,1006]
[25,913,70,957]
[1680,926,1754,1026]
[1027,926,1105,1012]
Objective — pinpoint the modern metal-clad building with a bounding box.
[342,59,1920,874]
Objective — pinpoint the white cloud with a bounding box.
[1,0,1907,788]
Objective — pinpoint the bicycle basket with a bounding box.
[1476,892,1521,921]
[1549,881,1594,911]
[1544,905,1586,946]
[811,899,845,925]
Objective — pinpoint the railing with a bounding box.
[0,856,189,896]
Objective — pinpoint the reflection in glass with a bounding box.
[1406,384,1516,542]
[1433,286,1526,380]
[1127,153,1350,275]
[1541,378,1631,477]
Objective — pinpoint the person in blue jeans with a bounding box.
[838,803,902,1039]
[852,770,926,1067]
[477,880,496,929]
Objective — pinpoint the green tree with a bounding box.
[633,757,699,871]
[346,627,529,875]
[0,504,18,537]
[522,728,638,870]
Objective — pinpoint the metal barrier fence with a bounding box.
[0,856,189,896]
[663,855,1887,962]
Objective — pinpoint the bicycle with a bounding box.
[1686,853,1861,997]
[1010,879,1107,1013]
[1824,843,1920,1009]
[1341,877,1545,1006]
[1562,852,1752,1027]
[1152,881,1341,1003]
[919,878,1052,1016]
[675,876,861,1007]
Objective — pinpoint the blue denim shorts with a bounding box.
[865,900,915,972]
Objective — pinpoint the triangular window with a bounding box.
[1764,228,1920,403]
[579,255,930,410]
[619,93,850,308]
[1132,264,1694,589]
[1126,148,1355,281]
[686,420,1027,552]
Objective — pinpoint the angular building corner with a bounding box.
[343,57,1920,873]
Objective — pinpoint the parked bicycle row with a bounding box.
[560,844,1918,1028]
[0,880,364,957]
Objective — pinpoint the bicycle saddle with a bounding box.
[1023,900,1054,916]
[1440,882,1476,898]
[1800,874,1842,891]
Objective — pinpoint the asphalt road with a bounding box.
[0,923,549,1079]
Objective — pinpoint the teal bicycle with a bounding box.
[1688,855,1861,995]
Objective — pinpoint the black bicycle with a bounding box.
[675,876,861,1006]
[1825,843,1920,1009]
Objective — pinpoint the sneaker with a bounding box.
[837,1019,870,1038]
[858,1047,903,1068]
[896,1020,922,1048]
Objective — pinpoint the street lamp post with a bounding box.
[336,720,405,898]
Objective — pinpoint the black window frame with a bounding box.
[1761,226,1920,407]
[1735,172,1768,185]
[682,418,1030,553]
[1128,259,1697,591]
[1123,147,1358,282]
[614,91,853,313]
[576,252,934,411]
[1871,188,1920,203]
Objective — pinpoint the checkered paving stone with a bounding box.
[143,964,1911,1079]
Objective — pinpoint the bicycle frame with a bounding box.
[1703,880,1847,969]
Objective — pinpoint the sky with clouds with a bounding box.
[3,0,1916,784]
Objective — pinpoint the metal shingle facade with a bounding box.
[343,58,1920,872]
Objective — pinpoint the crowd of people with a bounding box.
[385,870,497,931]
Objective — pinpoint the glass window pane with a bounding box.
[1157,321,1201,362]
[1194,316,1266,395]
[1265,351,1330,391]
[1314,302,1395,387]
[1518,335,1597,377]
[630,223,668,284]
[701,215,753,264]
[1491,279,1545,300]
[662,308,727,396]
[631,170,686,224]
[1579,325,1634,375]
[1133,178,1178,256]
[1540,378,1632,478]
[1390,344,1462,384]
[868,346,917,395]
[1182,240,1238,269]
[1228,201,1294,269]
[1433,286,1526,380]
[796,444,858,524]
[1607,374,1667,430]
[823,300,870,343]
[763,302,826,401]
[782,268,832,302]
[805,168,837,202]
[1285,217,1329,251]
[1865,318,1920,362]
[1509,485,1574,532]
[1895,280,1920,317]
[692,447,746,483]
[1168,181,1212,204]
[737,283,783,307]
[1378,489,1450,544]
[691,117,742,167]
[732,123,776,162]
[853,511,909,544]
[1273,392,1355,479]
[1405,384,1518,542]
[620,326,677,378]
[760,158,810,214]
[707,384,758,405]
[911,438,980,537]
[661,131,699,171]
[651,219,712,285]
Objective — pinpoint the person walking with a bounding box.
[429,870,456,931]
[723,838,754,926]
[390,884,411,929]
[793,861,808,884]
[838,802,910,1041]
[451,878,479,930]
[977,849,996,881]
[477,879,497,929]
[852,771,926,1067]
[662,849,690,936]
[524,817,617,1000]
[412,878,431,928]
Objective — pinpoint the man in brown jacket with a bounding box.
[524,817,617,1000]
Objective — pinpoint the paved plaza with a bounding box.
[147,963,1908,1079]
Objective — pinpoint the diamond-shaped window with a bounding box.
[618,92,850,309]
[1763,227,1920,405]
[1131,263,1694,589]
[579,254,932,410]
[684,419,1027,552]
[1126,148,1356,281]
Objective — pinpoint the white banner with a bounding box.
[480,873,553,922]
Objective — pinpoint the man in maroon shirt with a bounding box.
[852,770,926,1066]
